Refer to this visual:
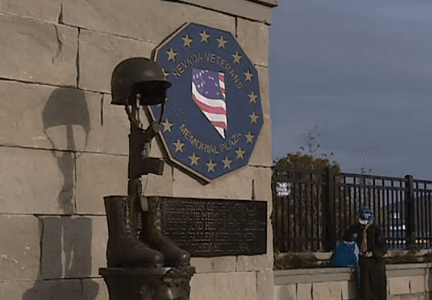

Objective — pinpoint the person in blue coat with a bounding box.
[329,235,361,288]
[343,206,387,300]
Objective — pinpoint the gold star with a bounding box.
[249,111,259,124]
[235,147,245,160]
[182,34,193,48]
[216,36,227,49]
[244,69,253,81]
[199,30,210,43]
[166,48,178,62]
[222,156,232,169]
[162,67,169,80]
[206,160,216,172]
[248,91,257,103]
[189,152,200,166]
[245,131,255,144]
[232,51,242,64]
[161,119,173,133]
[173,139,185,153]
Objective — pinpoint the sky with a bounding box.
[269,0,432,182]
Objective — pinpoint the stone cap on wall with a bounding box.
[274,263,432,285]
[163,0,278,24]
[277,249,432,261]
[248,0,278,7]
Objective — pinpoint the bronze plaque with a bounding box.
[160,197,267,257]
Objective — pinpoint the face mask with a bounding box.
[359,212,373,225]
[359,219,370,225]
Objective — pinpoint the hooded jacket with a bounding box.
[343,223,387,259]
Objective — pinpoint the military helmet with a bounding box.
[111,57,171,106]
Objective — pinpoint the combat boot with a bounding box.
[140,197,191,267]
[103,196,164,268]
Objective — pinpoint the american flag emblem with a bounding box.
[192,68,227,139]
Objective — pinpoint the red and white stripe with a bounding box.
[219,72,226,99]
[192,80,227,139]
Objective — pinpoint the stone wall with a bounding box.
[0,0,276,299]
[274,263,432,300]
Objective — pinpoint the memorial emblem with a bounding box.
[150,23,263,182]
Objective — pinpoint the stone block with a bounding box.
[256,66,270,117]
[190,273,217,300]
[257,66,270,118]
[410,276,426,293]
[237,254,272,271]
[0,81,102,152]
[428,273,432,294]
[273,284,296,300]
[149,131,166,158]
[41,216,106,279]
[249,116,272,167]
[396,294,424,300]
[167,0,273,23]
[191,272,257,300]
[215,272,257,300]
[315,252,332,261]
[18,279,82,299]
[257,269,274,300]
[141,163,174,198]
[63,0,235,45]
[389,276,411,295]
[82,278,108,300]
[0,280,35,299]
[237,18,269,67]
[190,256,236,273]
[312,281,343,300]
[90,217,108,276]
[0,13,77,85]
[75,153,128,214]
[266,223,274,265]
[0,0,61,21]
[41,217,92,279]
[253,166,272,201]
[339,280,350,299]
[347,281,359,299]
[249,0,278,6]
[78,29,154,93]
[172,164,255,199]
[0,215,40,281]
[297,282,312,300]
[87,94,129,155]
[0,147,70,214]
[247,68,271,168]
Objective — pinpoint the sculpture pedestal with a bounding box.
[99,266,195,300]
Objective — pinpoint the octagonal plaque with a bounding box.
[149,23,263,182]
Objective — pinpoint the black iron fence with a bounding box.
[272,165,432,253]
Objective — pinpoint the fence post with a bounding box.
[324,167,336,251]
[405,175,415,249]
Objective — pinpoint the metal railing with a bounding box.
[272,166,432,253]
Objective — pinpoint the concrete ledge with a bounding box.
[248,0,278,7]
[164,0,273,24]
[275,264,432,300]
[387,263,430,278]
[278,250,432,260]
[275,263,432,285]
[275,268,353,285]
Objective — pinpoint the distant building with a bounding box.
[379,196,431,248]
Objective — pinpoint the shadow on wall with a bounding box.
[22,88,100,299]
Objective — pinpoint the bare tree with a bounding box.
[273,125,347,252]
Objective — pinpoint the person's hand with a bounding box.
[361,251,373,258]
